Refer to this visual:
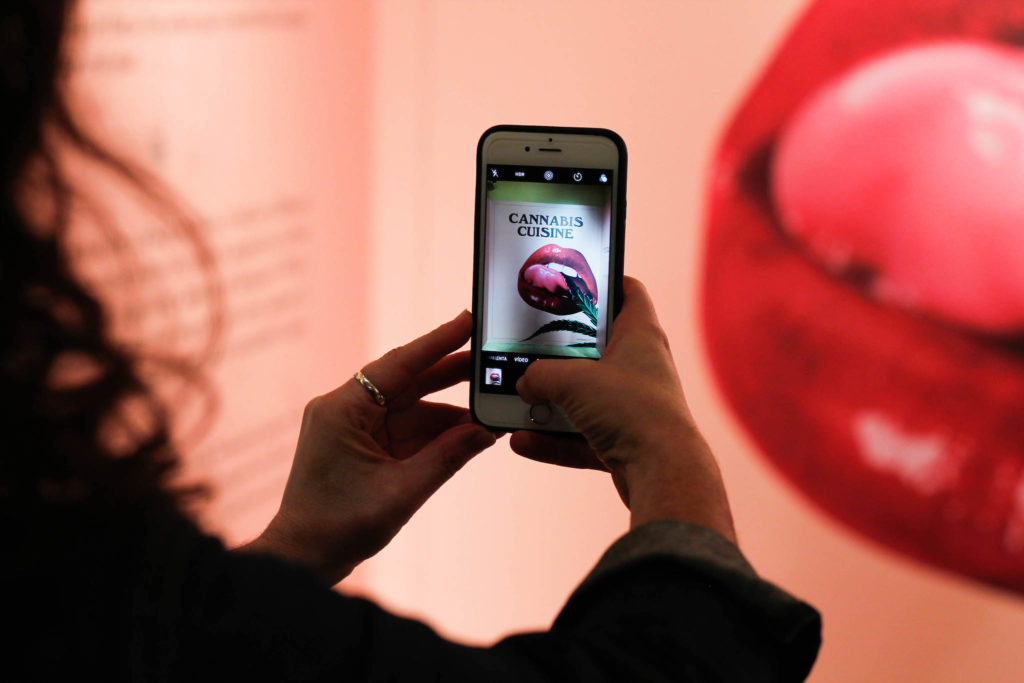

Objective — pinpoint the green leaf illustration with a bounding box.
[521,319,597,342]
[566,276,598,327]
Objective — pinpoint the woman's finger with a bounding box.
[600,278,663,358]
[611,276,659,335]
[399,423,497,510]
[386,401,470,448]
[508,430,608,471]
[387,350,471,411]
[360,310,473,399]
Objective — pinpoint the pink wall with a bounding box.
[68,0,372,544]
[70,1,1024,680]
[362,2,1024,681]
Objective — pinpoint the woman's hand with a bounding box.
[510,277,736,542]
[242,310,497,584]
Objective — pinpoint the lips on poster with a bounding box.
[483,183,611,358]
[702,0,1024,593]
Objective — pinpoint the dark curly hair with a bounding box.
[1,1,218,513]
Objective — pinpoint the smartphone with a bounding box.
[470,125,626,432]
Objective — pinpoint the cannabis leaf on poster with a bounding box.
[521,276,599,348]
[567,276,598,327]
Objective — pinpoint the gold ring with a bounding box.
[354,371,386,406]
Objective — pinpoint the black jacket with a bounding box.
[10,498,820,681]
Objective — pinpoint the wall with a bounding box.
[70,1,1024,680]
[70,0,372,546]
[360,2,1024,681]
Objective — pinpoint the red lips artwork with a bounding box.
[518,244,598,315]
[702,0,1024,594]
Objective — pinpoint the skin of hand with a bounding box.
[240,310,498,585]
[511,277,737,543]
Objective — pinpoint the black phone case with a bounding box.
[469,125,628,431]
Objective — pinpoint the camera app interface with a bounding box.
[480,164,612,395]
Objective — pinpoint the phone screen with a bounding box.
[479,164,613,395]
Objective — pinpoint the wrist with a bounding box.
[237,518,355,586]
[621,430,737,544]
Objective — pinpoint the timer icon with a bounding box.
[572,172,583,182]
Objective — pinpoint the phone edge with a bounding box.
[469,125,628,432]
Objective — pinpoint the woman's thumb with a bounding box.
[515,358,591,408]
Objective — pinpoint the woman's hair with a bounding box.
[2,1,214,511]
